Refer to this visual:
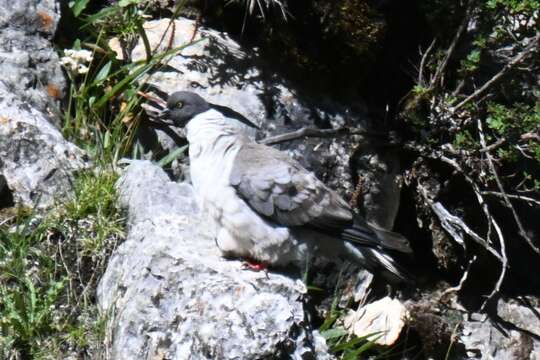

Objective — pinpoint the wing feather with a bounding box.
[230,143,354,229]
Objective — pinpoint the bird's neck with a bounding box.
[186,109,251,152]
[186,109,250,191]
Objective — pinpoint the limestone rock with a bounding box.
[343,296,408,346]
[460,297,540,359]
[0,0,66,117]
[0,82,88,209]
[98,160,333,359]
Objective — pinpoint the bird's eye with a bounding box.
[176,101,184,108]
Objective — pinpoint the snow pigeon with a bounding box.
[152,91,412,282]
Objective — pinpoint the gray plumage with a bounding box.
[156,91,412,282]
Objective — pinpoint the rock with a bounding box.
[460,297,540,359]
[0,82,88,209]
[343,296,408,346]
[98,160,333,359]
[113,17,401,229]
[0,0,82,209]
[0,0,66,119]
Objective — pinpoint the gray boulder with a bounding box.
[460,297,540,359]
[0,0,66,117]
[0,82,87,209]
[98,160,332,359]
[0,0,86,209]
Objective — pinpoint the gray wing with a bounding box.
[229,143,354,228]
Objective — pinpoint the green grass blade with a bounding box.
[70,0,91,17]
[93,40,203,109]
[92,60,113,86]
[320,327,348,340]
[157,145,188,167]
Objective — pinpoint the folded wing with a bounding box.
[229,143,411,254]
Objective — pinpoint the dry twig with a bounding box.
[477,120,540,255]
[259,126,381,145]
[430,1,472,87]
[440,255,477,297]
[418,183,502,261]
[476,119,512,310]
[418,38,437,86]
[482,191,540,207]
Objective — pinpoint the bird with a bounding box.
[153,91,412,282]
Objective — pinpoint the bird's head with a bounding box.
[158,91,211,127]
[153,91,260,130]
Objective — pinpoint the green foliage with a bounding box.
[460,49,481,73]
[486,0,540,13]
[453,130,475,150]
[404,0,539,186]
[0,170,123,358]
[486,102,540,162]
[319,308,382,359]
[62,0,191,166]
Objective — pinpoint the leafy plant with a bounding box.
[62,0,193,167]
[0,169,124,358]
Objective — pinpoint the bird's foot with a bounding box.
[241,260,268,272]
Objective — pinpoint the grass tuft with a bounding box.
[0,170,124,359]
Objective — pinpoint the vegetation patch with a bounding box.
[0,170,123,359]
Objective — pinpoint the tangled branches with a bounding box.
[401,0,539,308]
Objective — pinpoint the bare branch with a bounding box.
[482,191,540,207]
[477,120,540,255]
[431,1,472,88]
[419,38,437,86]
[480,208,507,311]
[259,126,383,146]
[453,32,540,112]
[478,137,506,153]
[418,183,503,261]
[472,120,511,310]
[440,255,477,298]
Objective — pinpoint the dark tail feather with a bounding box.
[343,242,413,283]
[342,220,412,254]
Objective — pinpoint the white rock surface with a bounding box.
[98,160,333,359]
[343,296,408,346]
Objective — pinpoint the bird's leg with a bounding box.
[242,260,270,279]
[241,259,268,272]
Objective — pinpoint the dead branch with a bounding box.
[478,137,506,153]
[418,183,503,261]
[259,127,383,145]
[477,120,540,255]
[431,1,472,88]
[453,32,540,112]
[482,191,540,207]
[475,119,512,310]
[418,38,437,86]
[440,255,477,298]
[436,154,510,301]
[480,212,507,311]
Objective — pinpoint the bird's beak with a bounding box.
[148,108,175,126]
[159,108,171,120]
